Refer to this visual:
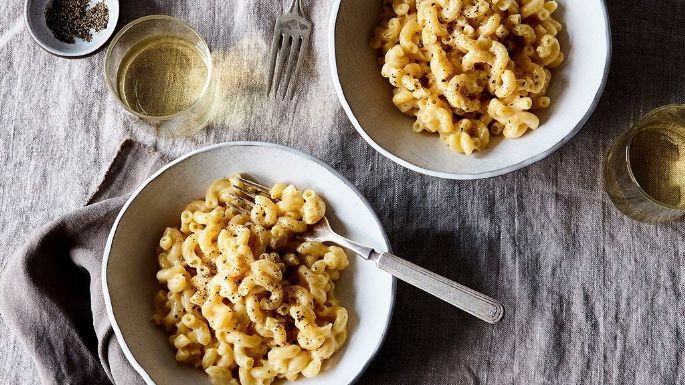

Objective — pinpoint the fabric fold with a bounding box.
[0,139,167,385]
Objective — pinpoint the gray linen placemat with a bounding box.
[2,0,685,384]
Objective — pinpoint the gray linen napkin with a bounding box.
[0,139,165,385]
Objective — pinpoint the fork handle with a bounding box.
[372,252,504,324]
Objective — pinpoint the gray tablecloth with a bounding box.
[1,0,684,384]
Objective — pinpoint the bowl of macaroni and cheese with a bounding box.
[329,0,611,179]
[102,142,395,385]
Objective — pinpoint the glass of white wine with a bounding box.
[605,104,685,222]
[104,15,215,137]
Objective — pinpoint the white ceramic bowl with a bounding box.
[329,0,611,179]
[102,142,396,385]
[25,0,119,57]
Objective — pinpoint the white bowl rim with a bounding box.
[24,0,120,58]
[101,141,397,385]
[327,0,613,180]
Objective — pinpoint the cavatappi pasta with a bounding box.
[153,175,349,385]
[370,0,565,155]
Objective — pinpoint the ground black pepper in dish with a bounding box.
[45,0,109,44]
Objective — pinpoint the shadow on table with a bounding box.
[358,229,502,383]
[584,1,685,143]
[117,1,162,27]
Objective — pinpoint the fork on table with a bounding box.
[267,0,312,100]
[228,177,505,324]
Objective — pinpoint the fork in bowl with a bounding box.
[267,0,312,100]
[229,177,505,324]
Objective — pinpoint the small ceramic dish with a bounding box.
[329,0,611,179]
[102,142,396,385]
[25,0,119,57]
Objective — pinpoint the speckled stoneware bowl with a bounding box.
[103,142,396,385]
[25,0,119,57]
[329,0,611,179]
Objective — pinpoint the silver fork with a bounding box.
[229,177,505,324]
[267,0,312,100]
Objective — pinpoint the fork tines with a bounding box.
[228,177,272,214]
[229,192,254,208]
[236,177,271,195]
[267,0,312,101]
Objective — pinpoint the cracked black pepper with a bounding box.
[45,0,109,44]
